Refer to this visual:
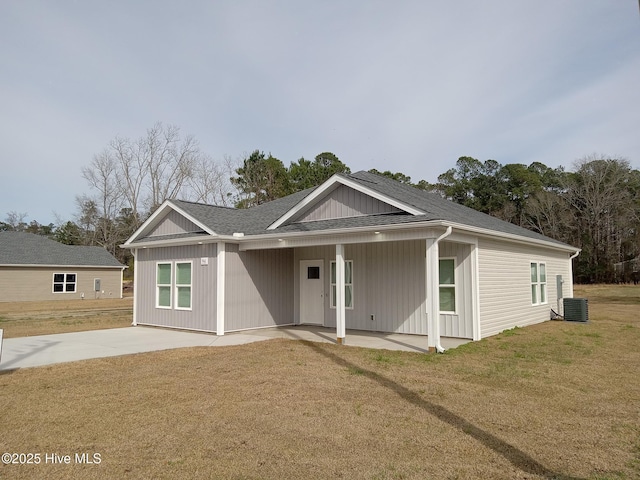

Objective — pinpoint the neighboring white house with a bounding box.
[123,171,580,351]
[0,232,125,302]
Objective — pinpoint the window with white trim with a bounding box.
[157,263,172,308]
[175,261,192,310]
[531,262,547,305]
[52,273,77,293]
[439,258,456,313]
[330,260,353,309]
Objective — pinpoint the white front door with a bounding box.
[300,260,324,325]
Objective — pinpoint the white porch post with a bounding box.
[470,242,481,341]
[216,241,226,336]
[132,248,138,326]
[426,237,440,352]
[336,243,346,344]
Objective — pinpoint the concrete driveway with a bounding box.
[0,326,469,371]
[0,327,272,371]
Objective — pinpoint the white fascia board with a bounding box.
[444,221,579,253]
[240,221,447,250]
[243,220,577,253]
[0,264,126,269]
[122,200,173,245]
[266,174,425,230]
[122,200,217,246]
[121,215,577,254]
[120,235,221,249]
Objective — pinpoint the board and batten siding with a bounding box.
[294,240,427,335]
[0,266,122,302]
[293,185,402,223]
[135,243,217,332]
[224,245,294,331]
[147,210,202,237]
[477,238,572,338]
[439,242,474,339]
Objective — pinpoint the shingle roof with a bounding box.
[171,187,314,236]
[138,170,574,249]
[344,171,572,247]
[0,232,124,267]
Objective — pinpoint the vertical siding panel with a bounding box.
[224,246,294,331]
[147,210,202,237]
[135,243,217,332]
[296,186,402,222]
[294,241,426,334]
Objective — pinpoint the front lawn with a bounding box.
[0,285,638,479]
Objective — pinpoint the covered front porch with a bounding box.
[230,225,481,351]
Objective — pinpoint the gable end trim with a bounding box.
[123,200,217,246]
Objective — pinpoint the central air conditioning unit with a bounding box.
[563,298,589,322]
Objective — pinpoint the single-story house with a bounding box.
[123,171,580,351]
[0,232,125,302]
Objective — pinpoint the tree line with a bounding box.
[3,123,638,283]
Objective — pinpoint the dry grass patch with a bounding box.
[0,298,133,338]
[0,285,639,479]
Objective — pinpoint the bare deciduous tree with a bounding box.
[79,122,231,257]
[4,211,28,231]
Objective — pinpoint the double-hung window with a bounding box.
[330,260,353,309]
[156,261,192,310]
[157,263,172,308]
[175,262,192,310]
[52,273,77,293]
[439,258,456,313]
[531,262,547,305]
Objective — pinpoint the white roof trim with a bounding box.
[0,264,126,269]
[266,174,425,230]
[123,200,217,246]
[122,217,577,254]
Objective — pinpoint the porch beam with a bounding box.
[216,241,226,336]
[336,243,346,344]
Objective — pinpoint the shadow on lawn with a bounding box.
[299,339,584,480]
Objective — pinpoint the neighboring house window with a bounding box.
[330,260,353,309]
[175,261,192,310]
[439,258,456,313]
[52,273,77,293]
[157,263,172,308]
[531,262,547,305]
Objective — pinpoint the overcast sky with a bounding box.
[1,1,639,225]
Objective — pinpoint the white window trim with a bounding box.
[330,260,354,310]
[52,272,77,294]
[174,260,193,311]
[439,257,457,314]
[156,262,173,309]
[530,261,548,306]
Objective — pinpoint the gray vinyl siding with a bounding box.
[477,238,572,338]
[135,244,217,332]
[439,242,474,339]
[0,266,122,302]
[294,240,428,335]
[147,210,202,237]
[224,245,294,331]
[293,185,402,223]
